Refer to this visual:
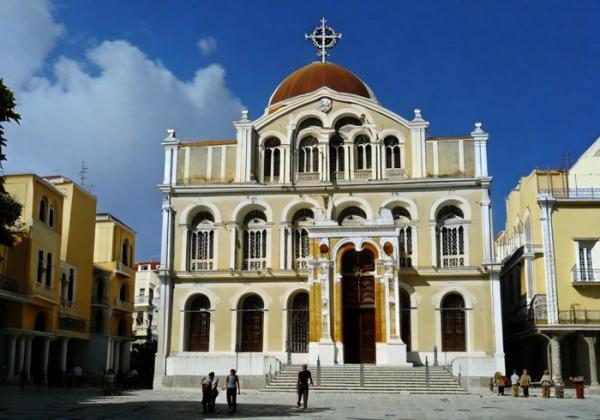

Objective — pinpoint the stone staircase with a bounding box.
[263,364,469,394]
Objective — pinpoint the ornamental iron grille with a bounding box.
[288,292,309,353]
[354,135,372,170]
[293,209,314,269]
[190,211,215,271]
[441,293,466,352]
[263,137,281,181]
[243,211,267,270]
[240,295,264,352]
[393,207,413,268]
[187,294,211,351]
[436,205,465,268]
[384,136,402,169]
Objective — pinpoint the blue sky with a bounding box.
[1,0,599,260]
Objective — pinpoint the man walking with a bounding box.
[223,369,240,413]
[297,364,313,410]
[519,368,532,398]
[201,372,218,414]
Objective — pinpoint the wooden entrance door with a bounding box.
[342,275,376,363]
[240,294,264,352]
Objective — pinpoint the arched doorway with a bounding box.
[441,293,466,351]
[186,294,211,351]
[400,288,411,352]
[238,294,264,352]
[342,248,376,363]
[288,292,309,353]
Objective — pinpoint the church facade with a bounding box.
[154,37,504,387]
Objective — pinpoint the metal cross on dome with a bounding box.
[305,18,342,63]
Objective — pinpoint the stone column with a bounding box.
[60,337,69,372]
[17,336,25,374]
[24,337,32,376]
[42,338,50,381]
[179,224,189,271]
[539,197,558,324]
[113,341,121,372]
[583,336,599,387]
[8,335,17,376]
[106,339,113,370]
[549,335,562,378]
[121,341,131,371]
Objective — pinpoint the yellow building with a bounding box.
[154,25,504,389]
[496,137,600,387]
[0,174,64,381]
[88,213,136,373]
[0,174,136,382]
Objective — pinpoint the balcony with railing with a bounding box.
[115,260,135,277]
[385,168,408,180]
[540,187,600,200]
[243,257,267,271]
[332,171,345,182]
[572,268,600,285]
[354,169,371,181]
[92,293,110,306]
[190,258,214,271]
[58,315,88,333]
[296,172,320,183]
[559,309,600,324]
[294,258,309,270]
[0,273,19,294]
[114,298,133,312]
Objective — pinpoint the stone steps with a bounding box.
[262,365,468,395]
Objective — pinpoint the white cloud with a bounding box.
[197,36,217,55]
[1,3,243,259]
[0,0,64,90]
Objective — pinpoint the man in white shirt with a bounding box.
[510,369,520,397]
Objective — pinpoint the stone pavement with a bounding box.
[0,386,599,419]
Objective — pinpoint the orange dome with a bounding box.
[269,62,375,106]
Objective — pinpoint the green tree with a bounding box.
[0,78,22,246]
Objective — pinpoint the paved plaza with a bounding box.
[0,386,599,419]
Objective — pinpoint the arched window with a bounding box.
[243,211,267,270]
[436,205,466,268]
[190,211,215,271]
[297,117,323,133]
[93,310,104,334]
[239,294,264,352]
[186,294,211,352]
[119,283,128,302]
[263,137,281,181]
[354,135,372,171]
[122,239,129,265]
[298,137,319,173]
[48,204,55,227]
[292,209,313,269]
[392,207,413,268]
[334,116,362,131]
[338,207,367,226]
[287,292,309,353]
[384,136,402,169]
[329,134,345,180]
[39,196,48,223]
[441,293,466,351]
[400,288,411,351]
